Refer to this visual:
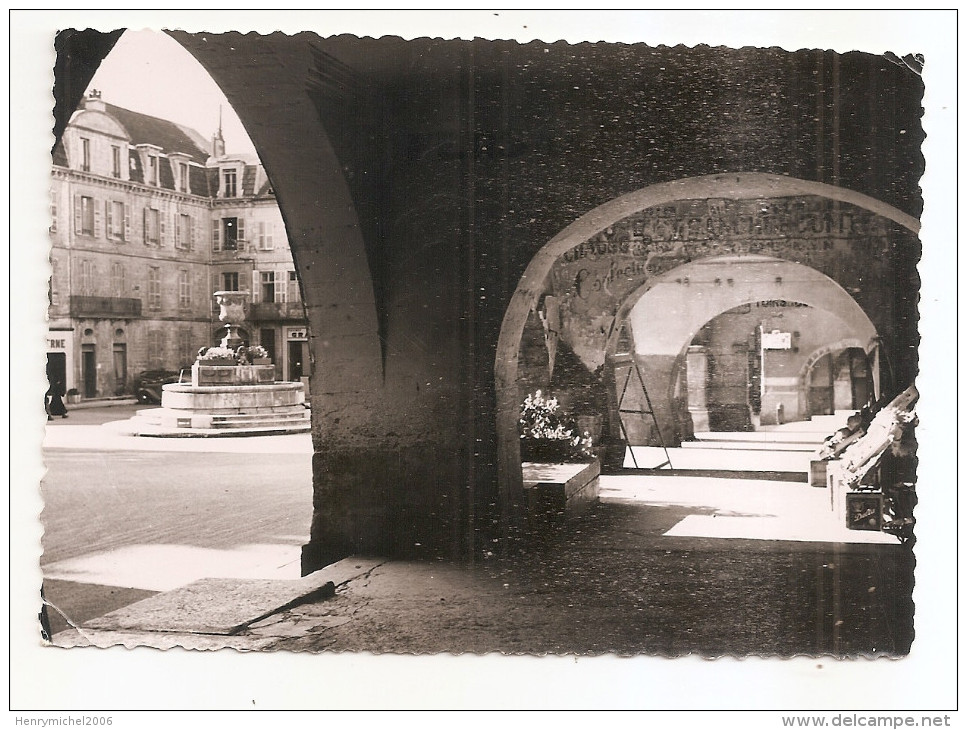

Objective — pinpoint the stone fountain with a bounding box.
[131,291,310,437]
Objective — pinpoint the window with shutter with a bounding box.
[178,269,192,308]
[108,201,124,241]
[223,218,238,251]
[260,271,276,303]
[212,218,221,251]
[93,198,102,238]
[145,208,160,245]
[148,268,161,310]
[74,194,82,234]
[223,168,237,197]
[111,262,124,297]
[79,196,95,236]
[123,204,131,241]
[276,269,287,303]
[181,214,191,250]
[80,260,94,295]
[258,221,275,250]
[49,190,58,233]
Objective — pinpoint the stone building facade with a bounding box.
[48,92,305,399]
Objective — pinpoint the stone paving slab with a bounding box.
[49,627,282,651]
[84,557,383,636]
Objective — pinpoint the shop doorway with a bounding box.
[112,343,128,396]
[81,344,97,398]
[288,340,307,382]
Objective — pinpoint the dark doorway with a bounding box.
[81,344,97,398]
[845,348,872,410]
[260,328,276,363]
[808,353,834,416]
[112,343,127,395]
[288,339,305,382]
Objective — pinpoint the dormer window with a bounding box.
[223,168,237,198]
[148,155,159,186]
[81,138,91,172]
[179,162,189,193]
[112,146,121,178]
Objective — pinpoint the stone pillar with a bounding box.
[686,345,711,433]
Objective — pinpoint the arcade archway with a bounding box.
[607,256,879,447]
[495,173,920,526]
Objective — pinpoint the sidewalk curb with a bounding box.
[65,397,139,410]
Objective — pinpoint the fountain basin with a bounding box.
[130,379,310,437]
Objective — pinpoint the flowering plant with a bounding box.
[197,346,237,362]
[236,345,269,364]
[519,390,594,462]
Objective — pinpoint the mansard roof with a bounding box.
[52,101,274,201]
[102,102,210,164]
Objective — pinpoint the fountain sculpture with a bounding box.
[131,291,310,436]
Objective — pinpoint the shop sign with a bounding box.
[761,330,792,350]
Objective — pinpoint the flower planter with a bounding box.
[253,357,272,366]
[520,438,576,463]
[191,362,277,387]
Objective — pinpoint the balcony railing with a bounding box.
[248,301,306,321]
[70,295,142,319]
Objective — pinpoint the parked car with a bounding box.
[133,369,184,404]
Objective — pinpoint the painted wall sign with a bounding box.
[544,195,896,371]
[762,330,792,350]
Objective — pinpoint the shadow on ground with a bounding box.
[264,502,915,657]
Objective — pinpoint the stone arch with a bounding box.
[609,257,878,442]
[163,32,387,569]
[53,30,385,571]
[798,338,878,418]
[495,173,918,523]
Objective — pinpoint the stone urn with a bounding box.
[214,290,249,350]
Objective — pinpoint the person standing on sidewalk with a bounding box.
[46,380,68,420]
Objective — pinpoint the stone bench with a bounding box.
[521,460,601,525]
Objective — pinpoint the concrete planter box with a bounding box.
[522,460,601,528]
[809,459,830,487]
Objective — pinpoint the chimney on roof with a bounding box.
[212,106,226,158]
[84,89,106,112]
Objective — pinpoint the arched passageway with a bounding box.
[609,256,878,445]
[497,174,919,528]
